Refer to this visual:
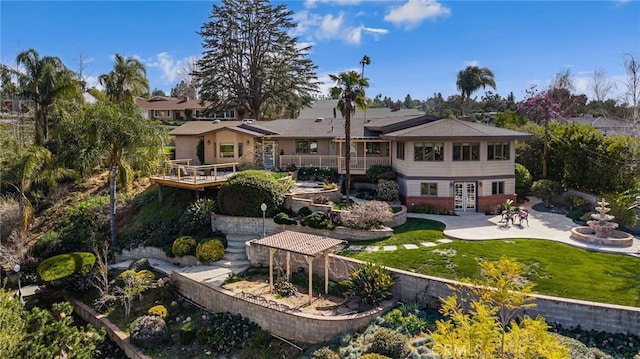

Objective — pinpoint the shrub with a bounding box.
[178,319,197,344]
[341,201,393,230]
[217,170,285,217]
[322,182,337,190]
[172,236,196,257]
[305,211,334,230]
[0,196,20,243]
[297,167,338,181]
[360,354,392,359]
[148,305,168,319]
[600,193,638,228]
[130,315,169,349]
[369,328,408,358]
[48,196,109,255]
[312,346,340,359]
[344,262,393,305]
[515,163,532,195]
[200,312,260,354]
[196,239,225,264]
[298,206,312,218]
[376,180,399,202]
[274,212,297,225]
[179,198,215,233]
[566,195,590,209]
[411,203,439,214]
[274,277,298,298]
[531,179,562,207]
[37,252,96,289]
[366,165,393,182]
[128,258,151,272]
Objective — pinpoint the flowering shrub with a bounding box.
[148,305,168,319]
[341,201,393,230]
[550,322,640,358]
[198,312,260,354]
[273,277,298,298]
[344,262,393,305]
[179,198,216,233]
[376,179,399,201]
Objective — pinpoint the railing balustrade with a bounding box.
[160,161,239,183]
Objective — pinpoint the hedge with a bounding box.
[37,252,96,283]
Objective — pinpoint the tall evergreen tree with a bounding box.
[195,0,319,120]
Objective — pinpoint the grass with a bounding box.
[342,218,640,307]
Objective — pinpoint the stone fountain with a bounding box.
[570,198,633,247]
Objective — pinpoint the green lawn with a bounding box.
[341,218,640,307]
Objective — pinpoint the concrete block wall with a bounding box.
[171,272,390,343]
[248,244,640,335]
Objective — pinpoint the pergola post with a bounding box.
[269,248,276,293]
[324,252,329,294]
[305,256,314,305]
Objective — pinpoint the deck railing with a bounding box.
[338,157,390,172]
[161,160,239,184]
[279,155,338,168]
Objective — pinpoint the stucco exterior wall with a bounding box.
[173,136,201,164]
[203,129,255,165]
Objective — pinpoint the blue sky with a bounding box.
[1,0,638,103]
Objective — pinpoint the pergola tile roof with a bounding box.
[252,230,345,256]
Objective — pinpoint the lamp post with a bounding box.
[260,203,267,238]
[13,264,24,304]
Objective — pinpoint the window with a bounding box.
[414,143,444,161]
[295,140,318,154]
[238,142,243,157]
[453,143,480,161]
[153,110,168,117]
[366,142,381,155]
[396,142,405,160]
[220,143,235,158]
[420,183,438,196]
[492,181,505,195]
[488,142,510,160]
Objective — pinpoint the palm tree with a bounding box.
[456,66,496,116]
[360,55,371,122]
[16,49,80,145]
[99,54,149,104]
[330,71,368,201]
[66,102,168,244]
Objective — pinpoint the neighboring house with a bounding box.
[135,96,237,122]
[566,114,634,137]
[169,108,531,213]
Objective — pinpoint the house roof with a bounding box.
[298,99,423,121]
[169,120,245,136]
[381,118,532,141]
[135,96,208,110]
[250,230,345,257]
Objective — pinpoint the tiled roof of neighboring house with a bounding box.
[298,99,423,121]
[381,118,532,140]
[135,96,208,110]
[251,230,345,256]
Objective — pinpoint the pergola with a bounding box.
[251,231,345,305]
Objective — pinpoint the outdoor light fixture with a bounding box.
[13,264,23,304]
[260,203,267,238]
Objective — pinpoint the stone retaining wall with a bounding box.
[65,294,150,359]
[212,214,393,240]
[247,244,640,335]
[171,272,391,343]
[116,246,198,266]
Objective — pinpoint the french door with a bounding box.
[454,182,476,212]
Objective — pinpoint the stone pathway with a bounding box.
[340,239,450,253]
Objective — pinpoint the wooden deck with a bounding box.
[150,160,239,190]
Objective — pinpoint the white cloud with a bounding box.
[464,60,480,67]
[293,9,388,45]
[384,0,451,30]
[318,13,345,39]
[145,52,199,85]
[305,0,361,8]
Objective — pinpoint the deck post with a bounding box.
[324,252,329,294]
[305,256,314,305]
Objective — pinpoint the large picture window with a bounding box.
[453,143,479,161]
[420,182,438,196]
[295,140,318,154]
[220,143,235,158]
[488,142,510,160]
[414,143,444,161]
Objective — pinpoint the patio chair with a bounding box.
[518,210,529,226]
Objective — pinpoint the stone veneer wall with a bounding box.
[116,246,198,266]
[171,272,391,343]
[212,214,393,240]
[65,294,150,359]
[247,244,640,335]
